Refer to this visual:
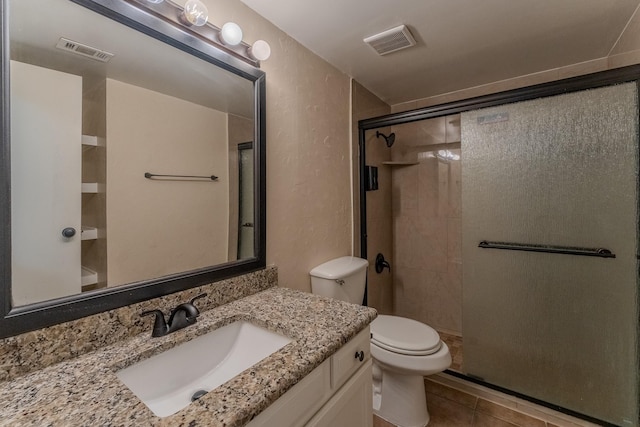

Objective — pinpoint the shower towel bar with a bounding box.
[478,241,615,258]
[144,172,218,181]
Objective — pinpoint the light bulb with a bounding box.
[249,39,271,61]
[146,0,164,3]
[183,0,208,26]
[220,22,243,46]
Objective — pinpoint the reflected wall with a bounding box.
[106,79,230,287]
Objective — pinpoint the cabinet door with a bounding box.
[10,60,82,305]
[306,360,373,427]
[247,359,331,427]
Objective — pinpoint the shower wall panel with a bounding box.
[392,115,463,334]
[461,82,639,426]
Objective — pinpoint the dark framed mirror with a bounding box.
[0,0,266,338]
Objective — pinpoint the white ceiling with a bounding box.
[241,0,640,105]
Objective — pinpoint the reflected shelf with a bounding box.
[81,183,105,193]
[81,266,98,286]
[81,135,105,147]
[80,226,98,241]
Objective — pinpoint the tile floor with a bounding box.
[438,331,463,372]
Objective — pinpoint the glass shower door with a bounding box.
[461,82,639,426]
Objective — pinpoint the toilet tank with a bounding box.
[309,256,369,305]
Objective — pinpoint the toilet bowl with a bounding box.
[309,256,451,427]
[370,315,451,427]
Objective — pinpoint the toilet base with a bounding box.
[372,361,429,427]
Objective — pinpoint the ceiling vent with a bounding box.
[364,25,416,56]
[55,38,114,63]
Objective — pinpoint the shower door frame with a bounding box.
[357,64,640,426]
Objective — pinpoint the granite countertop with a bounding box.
[0,287,377,426]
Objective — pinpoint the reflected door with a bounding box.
[461,82,639,426]
[238,142,254,259]
[10,61,82,305]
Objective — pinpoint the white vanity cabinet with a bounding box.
[248,326,372,427]
[305,357,372,427]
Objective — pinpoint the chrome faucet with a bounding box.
[141,293,207,337]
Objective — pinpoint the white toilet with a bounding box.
[310,256,451,427]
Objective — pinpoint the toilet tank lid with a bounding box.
[310,256,369,279]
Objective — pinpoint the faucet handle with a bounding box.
[141,309,168,337]
[190,293,207,311]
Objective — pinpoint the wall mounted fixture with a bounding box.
[376,131,395,147]
[364,25,416,56]
[182,0,209,26]
[364,165,378,191]
[220,22,243,46]
[144,172,219,181]
[135,0,270,66]
[249,39,271,61]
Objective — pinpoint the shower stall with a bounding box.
[358,69,640,426]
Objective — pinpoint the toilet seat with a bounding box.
[371,315,442,356]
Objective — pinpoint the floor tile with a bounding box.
[373,414,396,427]
[439,331,463,372]
[425,378,477,409]
[472,412,519,427]
[427,392,475,426]
[475,399,546,427]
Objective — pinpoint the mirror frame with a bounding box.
[0,0,267,338]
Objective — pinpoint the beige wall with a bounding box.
[351,82,394,313]
[106,79,229,286]
[203,0,353,291]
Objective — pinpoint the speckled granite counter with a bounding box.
[0,287,376,426]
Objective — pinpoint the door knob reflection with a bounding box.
[61,227,76,238]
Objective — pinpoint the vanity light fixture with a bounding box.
[220,22,243,46]
[249,40,271,61]
[135,0,270,66]
[183,0,208,26]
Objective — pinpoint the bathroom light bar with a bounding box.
[128,0,269,67]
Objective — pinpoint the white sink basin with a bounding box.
[116,320,292,417]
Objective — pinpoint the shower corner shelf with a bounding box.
[81,266,98,286]
[381,161,419,166]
